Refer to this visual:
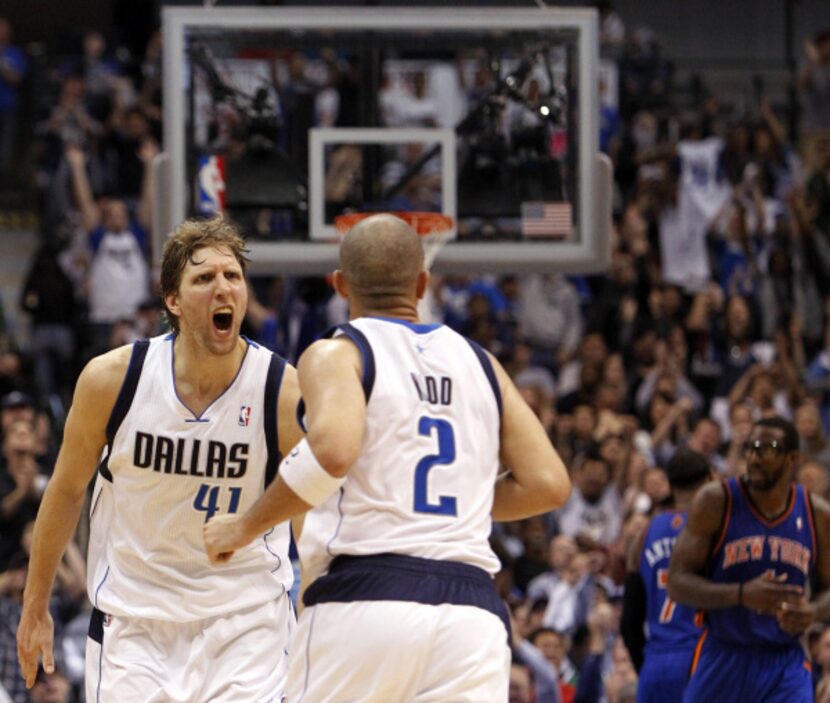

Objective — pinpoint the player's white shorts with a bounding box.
[85,596,294,703]
[286,600,510,702]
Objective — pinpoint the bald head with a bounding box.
[339,214,425,301]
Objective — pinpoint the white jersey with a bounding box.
[87,334,293,621]
[677,137,731,221]
[88,229,150,323]
[299,316,502,582]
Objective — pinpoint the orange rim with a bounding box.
[333,211,453,236]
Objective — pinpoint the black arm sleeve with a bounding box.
[620,570,647,673]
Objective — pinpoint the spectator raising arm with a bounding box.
[64,143,100,232]
[135,137,158,231]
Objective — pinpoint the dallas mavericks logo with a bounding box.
[239,405,252,427]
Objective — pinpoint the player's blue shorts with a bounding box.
[637,646,695,703]
[683,631,813,703]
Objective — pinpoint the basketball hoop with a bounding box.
[333,211,453,270]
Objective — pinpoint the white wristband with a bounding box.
[280,438,345,507]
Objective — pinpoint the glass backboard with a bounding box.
[161,7,609,274]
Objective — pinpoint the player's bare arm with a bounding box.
[668,481,803,613]
[17,345,131,688]
[777,493,830,635]
[276,364,305,459]
[204,337,366,563]
[295,337,366,475]
[489,354,571,521]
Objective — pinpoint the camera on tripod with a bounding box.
[457,53,567,218]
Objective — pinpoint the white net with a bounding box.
[421,229,453,270]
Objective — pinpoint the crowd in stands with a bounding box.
[2,4,830,703]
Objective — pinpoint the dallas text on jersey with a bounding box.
[132,431,249,478]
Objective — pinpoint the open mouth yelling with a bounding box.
[213,308,233,332]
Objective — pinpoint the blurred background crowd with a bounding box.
[2,1,830,702]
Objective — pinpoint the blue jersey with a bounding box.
[640,510,702,655]
[706,477,816,648]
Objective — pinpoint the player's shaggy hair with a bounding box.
[160,216,250,332]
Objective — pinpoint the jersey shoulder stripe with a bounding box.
[264,352,286,486]
[100,339,150,482]
[337,322,376,402]
[464,338,502,422]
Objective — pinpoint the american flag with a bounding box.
[520,201,572,237]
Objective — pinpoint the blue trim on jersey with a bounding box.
[89,487,103,519]
[284,598,293,657]
[465,339,503,422]
[367,315,442,334]
[164,332,175,341]
[300,606,319,699]
[100,340,150,481]
[264,352,287,486]
[94,566,110,608]
[303,553,510,639]
[242,334,260,349]
[325,487,346,559]
[262,527,284,575]
[338,323,376,402]
[169,335,252,420]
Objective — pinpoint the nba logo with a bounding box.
[239,405,251,427]
[103,613,112,627]
[197,155,226,215]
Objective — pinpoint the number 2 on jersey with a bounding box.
[193,484,242,522]
[413,416,457,516]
